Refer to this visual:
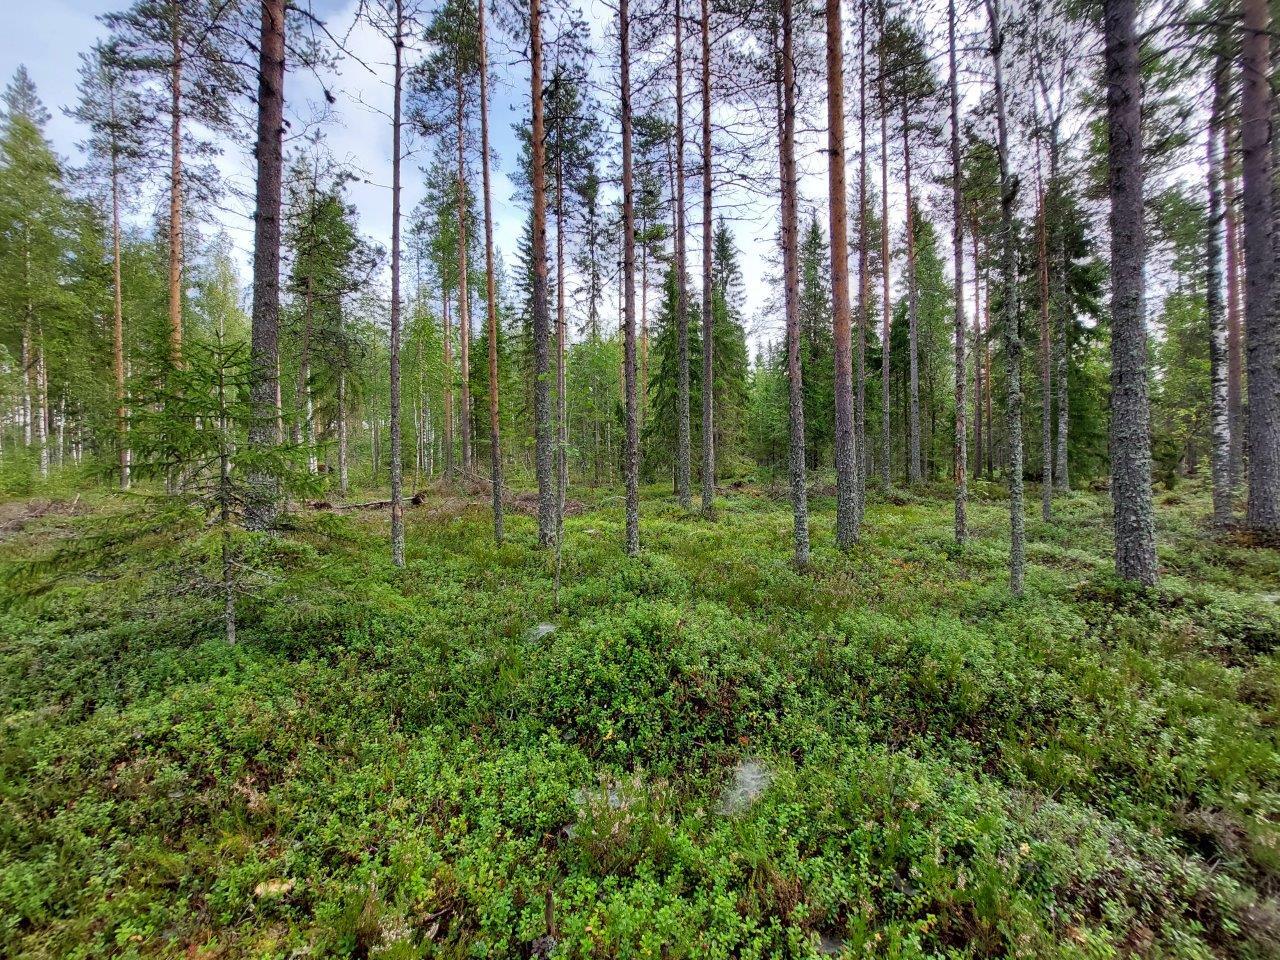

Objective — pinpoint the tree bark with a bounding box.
[699,0,715,518]
[827,0,858,547]
[673,0,692,510]
[478,0,503,543]
[855,0,869,521]
[1223,117,1244,488]
[1036,186,1052,521]
[986,0,1025,594]
[455,78,472,476]
[389,0,405,567]
[443,290,454,480]
[902,97,921,485]
[779,0,809,569]
[621,0,640,555]
[948,0,967,543]
[1242,0,1280,531]
[245,0,286,531]
[530,0,555,547]
[110,137,129,490]
[167,0,183,369]
[971,218,983,481]
[1209,51,1233,525]
[878,22,892,491]
[1103,0,1157,582]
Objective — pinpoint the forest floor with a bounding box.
[1,476,1279,959]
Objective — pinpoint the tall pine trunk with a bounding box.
[478,0,503,542]
[110,139,129,490]
[621,0,640,555]
[986,0,1025,594]
[389,0,405,566]
[855,0,869,520]
[455,79,472,476]
[779,0,809,568]
[902,98,920,485]
[245,0,285,531]
[699,0,715,518]
[1242,0,1280,531]
[878,23,892,491]
[948,0,967,543]
[1208,49,1233,525]
[167,1,183,369]
[530,0,555,547]
[971,221,983,480]
[1036,186,1052,521]
[1103,0,1157,583]
[827,0,858,547]
[1223,117,1244,487]
[673,0,692,510]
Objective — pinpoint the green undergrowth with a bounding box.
[1,480,1277,958]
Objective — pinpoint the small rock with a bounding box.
[817,931,846,956]
[530,935,558,958]
[717,759,772,815]
[526,623,557,641]
[254,879,293,898]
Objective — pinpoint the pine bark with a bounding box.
[948,0,967,543]
[455,79,472,475]
[673,0,692,510]
[167,1,183,369]
[1103,0,1157,583]
[827,0,858,547]
[1036,187,1052,521]
[902,98,921,484]
[110,135,129,490]
[530,0,556,547]
[986,0,1025,594]
[779,0,809,569]
[389,0,405,567]
[245,0,286,531]
[478,0,503,542]
[1208,52,1233,525]
[699,0,715,518]
[1223,118,1244,487]
[1242,0,1280,531]
[855,1,869,521]
[878,26,892,491]
[621,0,640,555]
[971,221,983,481]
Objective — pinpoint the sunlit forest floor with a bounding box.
[2,475,1279,958]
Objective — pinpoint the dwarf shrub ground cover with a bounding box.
[0,481,1277,958]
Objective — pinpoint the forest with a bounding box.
[1,0,1279,955]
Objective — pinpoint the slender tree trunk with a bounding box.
[902,99,921,485]
[531,0,555,547]
[674,0,692,510]
[621,0,640,555]
[1103,0,1157,582]
[555,157,568,538]
[21,319,31,449]
[1242,0,1280,531]
[1224,117,1244,487]
[986,0,1025,594]
[1209,53,1233,525]
[216,338,235,645]
[699,0,715,518]
[1037,186,1052,521]
[826,0,858,547]
[779,0,809,568]
[168,2,183,369]
[297,279,317,472]
[35,335,48,478]
[1044,128,1070,491]
[389,0,406,566]
[338,366,349,497]
[478,0,503,542]
[984,275,994,479]
[878,29,892,491]
[245,0,285,531]
[948,0,967,543]
[854,2,869,521]
[455,79,472,477]
[443,291,454,480]
[110,152,129,490]
[971,218,983,481]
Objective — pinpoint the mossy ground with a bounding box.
[1,477,1278,958]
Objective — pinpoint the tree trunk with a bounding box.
[455,78,472,476]
[621,0,640,555]
[1208,51,1233,525]
[1242,0,1280,531]
[902,99,921,486]
[1223,117,1244,488]
[110,149,129,490]
[338,366,349,497]
[168,1,183,369]
[986,0,1025,594]
[699,0,715,518]
[948,0,967,543]
[674,0,692,510]
[855,0,869,523]
[388,0,406,567]
[245,0,285,531]
[555,156,568,539]
[1103,0,1157,582]
[826,0,858,547]
[443,290,454,480]
[478,0,503,543]
[1036,186,1052,521]
[878,25,892,491]
[779,0,809,569]
[530,0,555,547]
